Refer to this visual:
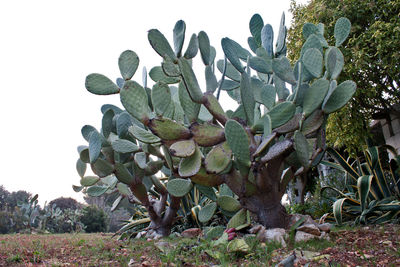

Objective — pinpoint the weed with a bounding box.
[6,254,22,263]
[294,238,334,251]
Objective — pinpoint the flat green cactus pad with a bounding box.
[217,196,241,212]
[294,130,310,168]
[80,176,100,187]
[267,101,296,129]
[167,178,193,197]
[91,158,114,177]
[118,50,139,80]
[114,163,134,185]
[178,58,204,103]
[225,120,251,167]
[169,139,196,158]
[117,183,132,196]
[334,17,351,47]
[86,185,108,197]
[111,139,140,153]
[302,78,329,117]
[179,81,201,123]
[128,125,161,144]
[178,146,202,177]
[120,80,149,122]
[148,117,191,140]
[198,202,217,223]
[227,209,247,229]
[190,122,225,147]
[322,80,356,114]
[152,82,172,116]
[301,109,324,135]
[148,29,176,59]
[85,73,120,95]
[190,167,224,187]
[205,142,232,174]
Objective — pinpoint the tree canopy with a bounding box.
[287,0,400,155]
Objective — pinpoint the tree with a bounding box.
[80,205,108,233]
[287,0,400,155]
[49,197,82,211]
[0,185,10,210]
[76,13,355,236]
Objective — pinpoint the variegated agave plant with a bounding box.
[75,13,356,236]
[321,145,400,225]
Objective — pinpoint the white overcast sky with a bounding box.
[0,0,308,206]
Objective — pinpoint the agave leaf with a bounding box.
[169,139,196,158]
[358,175,373,212]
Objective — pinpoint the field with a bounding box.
[0,224,399,266]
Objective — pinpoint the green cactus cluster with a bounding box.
[76,13,355,234]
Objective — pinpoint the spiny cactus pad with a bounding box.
[80,176,100,187]
[205,142,232,174]
[190,123,225,147]
[169,139,196,158]
[198,202,217,223]
[225,120,250,167]
[217,196,241,212]
[148,117,191,140]
[85,74,120,95]
[128,125,161,144]
[167,178,193,197]
[120,80,149,122]
[178,146,202,177]
[322,80,356,114]
[118,50,139,80]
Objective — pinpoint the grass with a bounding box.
[0,224,399,266]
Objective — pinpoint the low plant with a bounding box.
[321,145,400,224]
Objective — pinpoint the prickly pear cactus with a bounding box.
[77,14,355,231]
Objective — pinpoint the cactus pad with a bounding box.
[225,120,251,167]
[148,29,176,59]
[294,130,310,168]
[217,196,241,212]
[302,78,329,117]
[112,139,140,153]
[120,80,149,122]
[322,80,356,114]
[178,58,204,103]
[183,34,199,59]
[151,82,172,116]
[128,125,161,144]
[169,139,196,157]
[85,74,120,95]
[190,122,225,147]
[198,202,217,223]
[114,163,134,185]
[178,146,202,177]
[80,176,100,187]
[167,178,193,197]
[302,48,323,78]
[267,101,296,129]
[118,50,139,80]
[334,17,351,47]
[205,142,232,174]
[173,20,186,57]
[190,167,224,187]
[148,117,191,140]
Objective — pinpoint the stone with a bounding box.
[249,224,263,234]
[319,231,331,241]
[257,228,287,248]
[318,223,332,233]
[128,259,135,266]
[295,231,317,242]
[288,214,317,229]
[297,223,321,236]
[181,228,202,238]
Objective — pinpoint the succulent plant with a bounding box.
[76,13,355,234]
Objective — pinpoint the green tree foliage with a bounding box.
[287,0,400,155]
[49,197,82,211]
[80,205,108,233]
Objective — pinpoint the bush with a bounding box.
[80,205,108,233]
